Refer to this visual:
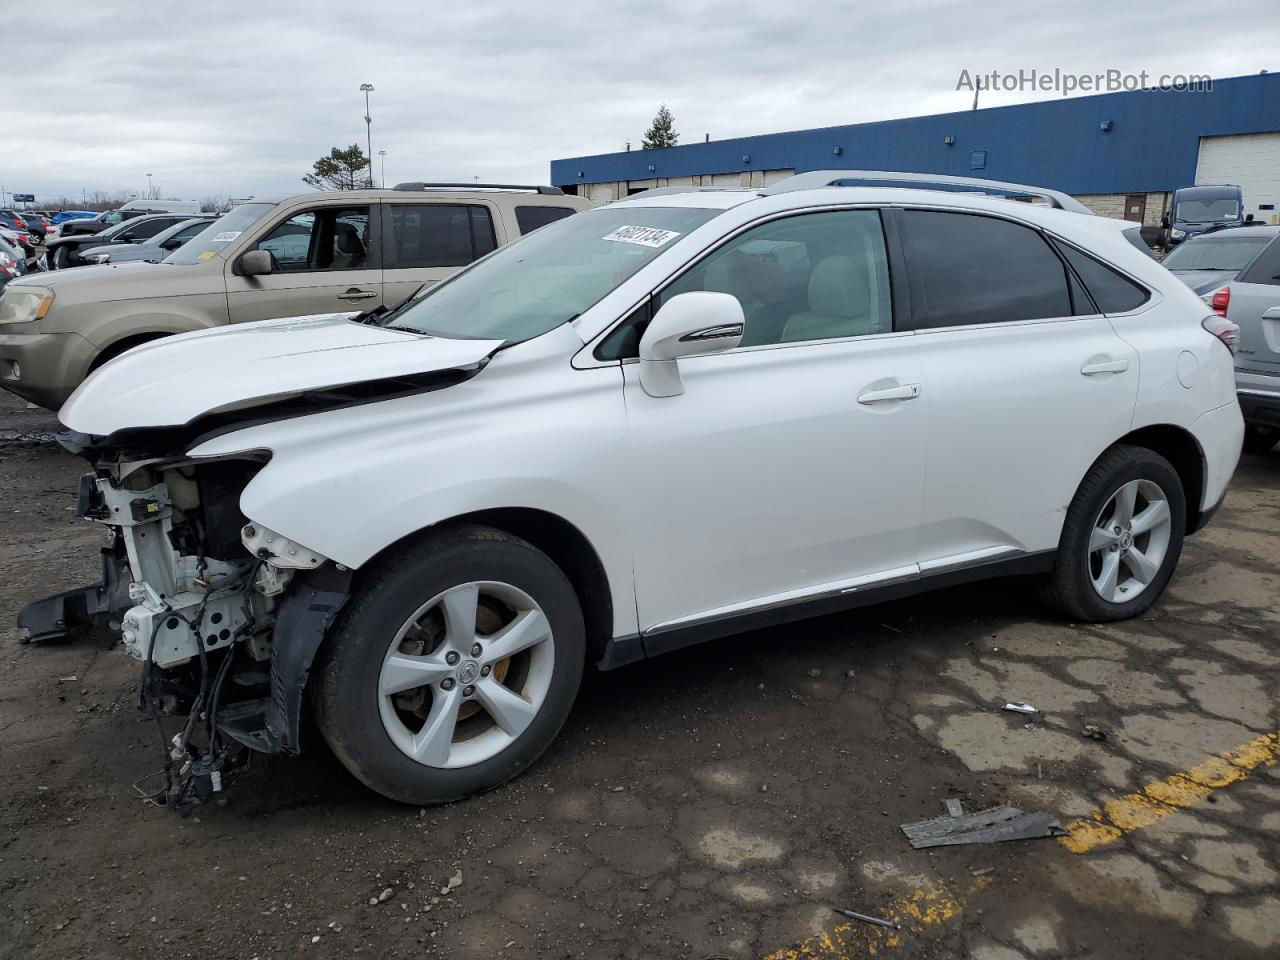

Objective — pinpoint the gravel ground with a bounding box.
[1,388,1277,960]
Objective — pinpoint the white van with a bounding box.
[117,199,203,215]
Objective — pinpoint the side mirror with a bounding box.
[240,249,273,276]
[1161,215,1170,229]
[160,237,183,250]
[637,291,745,398]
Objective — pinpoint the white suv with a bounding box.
[21,171,1243,811]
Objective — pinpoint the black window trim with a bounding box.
[896,204,1105,333]
[591,203,908,362]
[380,200,498,271]
[1046,233,1154,316]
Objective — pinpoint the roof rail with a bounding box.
[392,182,564,195]
[614,185,745,201]
[761,170,1091,214]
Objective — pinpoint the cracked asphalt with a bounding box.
[1,387,1277,960]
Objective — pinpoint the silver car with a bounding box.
[1212,225,1280,452]
[80,217,216,266]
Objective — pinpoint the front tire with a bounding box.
[314,524,585,805]
[1043,445,1186,622]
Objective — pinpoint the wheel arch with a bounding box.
[363,507,617,668]
[88,330,172,371]
[1114,423,1207,533]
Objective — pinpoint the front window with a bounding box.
[1175,198,1241,223]
[375,206,718,343]
[253,206,371,272]
[1161,235,1269,272]
[165,203,274,265]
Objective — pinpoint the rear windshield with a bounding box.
[1161,235,1269,271]
[374,206,719,343]
[1174,197,1240,223]
[165,203,274,265]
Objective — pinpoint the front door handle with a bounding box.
[338,288,377,301]
[1080,358,1130,376]
[857,383,922,404]
[1262,307,1280,320]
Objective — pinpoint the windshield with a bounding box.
[376,206,719,341]
[99,217,147,239]
[1175,198,1240,223]
[165,203,274,265]
[1162,235,1269,271]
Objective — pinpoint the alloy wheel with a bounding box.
[378,581,555,769]
[1087,478,1173,604]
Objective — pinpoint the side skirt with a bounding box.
[595,551,1056,669]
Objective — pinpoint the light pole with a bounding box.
[146,173,153,199]
[360,83,375,187]
[378,149,387,189]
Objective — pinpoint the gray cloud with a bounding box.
[3,0,1274,203]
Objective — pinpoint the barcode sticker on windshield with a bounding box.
[601,225,681,248]
[212,231,241,243]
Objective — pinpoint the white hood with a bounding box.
[60,313,503,436]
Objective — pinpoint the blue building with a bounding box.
[550,72,1280,227]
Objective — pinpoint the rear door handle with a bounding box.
[338,288,377,301]
[857,383,921,404]
[1080,358,1129,376]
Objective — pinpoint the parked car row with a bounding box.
[55,199,207,237]
[43,213,214,269]
[0,183,588,407]
[10,171,1245,811]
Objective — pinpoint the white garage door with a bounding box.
[1196,132,1280,224]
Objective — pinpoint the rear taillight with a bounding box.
[12,219,25,230]
[1203,314,1240,354]
[1208,286,1230,317]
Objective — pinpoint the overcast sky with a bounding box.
[4,0,1275,205]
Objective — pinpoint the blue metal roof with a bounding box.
[551,73,1280,195]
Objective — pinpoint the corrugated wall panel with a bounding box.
[552,73,1280,197]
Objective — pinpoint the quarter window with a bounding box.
[1056,243,1151,313]
[656,209,893,348]
[903,210,1073,328]
[389,204,496,268]
[515,205,578,234]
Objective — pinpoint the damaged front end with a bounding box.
[19,443,349,815]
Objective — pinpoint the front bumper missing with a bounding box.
[17,542,131,644]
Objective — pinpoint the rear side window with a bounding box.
[1238,238,1280,287]
[388,204,497,268]
[126,218,180,240]
[903,210,1073,328]
[1057,244,1150,313]
[515,205,578,235]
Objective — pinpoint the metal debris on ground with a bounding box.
[832,907,901,930]
[1002,701,1038,715]
[900,804,1067,849]
[1082,724,1109,742]
[944,798,965,817]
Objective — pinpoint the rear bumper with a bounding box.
[1236,369,1280,429]
[1189,399,1243,532]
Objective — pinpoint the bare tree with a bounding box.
[200,194,232,214]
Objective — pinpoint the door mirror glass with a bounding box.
[240,249,274,276]
[638,291,744,397]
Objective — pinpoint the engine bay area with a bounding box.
[17,452,350,816]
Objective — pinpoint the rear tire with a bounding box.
[1042,445,1186,622]
[1243,425,1279,455]
[313,524,585,805]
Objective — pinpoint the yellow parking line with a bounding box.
[761,877,991,960]
[1059,731,1280,853]
[761,731,1280,959]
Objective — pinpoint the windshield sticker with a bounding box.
[212,231,241,243]
[199,251,216,260]
[601,225,681,248]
